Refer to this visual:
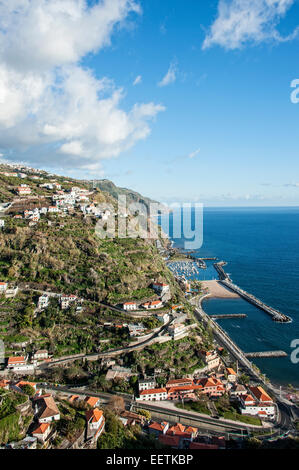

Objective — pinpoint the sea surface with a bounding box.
[162,207,299,387]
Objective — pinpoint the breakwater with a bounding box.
[214,263,292,324]
[245,351,288,358]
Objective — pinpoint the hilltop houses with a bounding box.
[152,282,170,295]
[35,395,60,424]
[123,302,137,311]
[17,184,31,196]
[38,294,49,311]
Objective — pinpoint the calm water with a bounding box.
[165,207,299,387]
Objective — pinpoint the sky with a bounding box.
[1,0,299,206]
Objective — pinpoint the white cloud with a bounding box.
[203,0,298,50]
[188,148,201,159]
[158,62,177,87]
[0,0,165,171]
[133,75,142,85]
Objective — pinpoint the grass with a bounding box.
[176,401,211,415]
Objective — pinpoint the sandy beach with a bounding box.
[202,280,240,299]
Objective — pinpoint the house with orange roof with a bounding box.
[200,350,220,371]
[148,421,169,437]
[69,395,79,403]
[85,396,101,408]
[167,385,197,401]
[0,281,8,293]
[86,408,105,440]
[32,423,51,443]
[249,386,273,404]
[239,390,276,419]
[142,300,163,310]
[166,378,193,389]
[226,368,237,383]
[0,379,10,390]
[7,356,27,368]
[137,387,167,401]
[196,377,225,396]
[36,395,60,423]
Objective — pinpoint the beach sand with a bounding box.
[202,280,240,299]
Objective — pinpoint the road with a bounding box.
[37,317,173,369]
[190,295,298,432]
[41,383,267,436]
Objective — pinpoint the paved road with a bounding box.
[190,295,298,432]
[37,317,173,369]
[41,383,265,436]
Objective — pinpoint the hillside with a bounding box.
[0,164,187,357]
[90,179,161,213]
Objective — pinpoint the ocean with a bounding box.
[163,206,299,387]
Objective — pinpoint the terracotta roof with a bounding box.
[32,423,50,435]
[8,356,25,364]
[86,408,103,423]
[168,385,195,393]
[243,394,255,403]
[85,396,99,407]
[226,368,237,375]
[169,423,185,433]
[249,386,273,403]
[149,421,168,432]
[69,395,79,403]
[166,378,193,387]
[38,396,60,419]
[140,387,167,396]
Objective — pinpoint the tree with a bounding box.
[107,395,125,413]
[20,384,35,397]
[138,409,151,420]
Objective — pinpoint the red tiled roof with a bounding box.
[249,386,273,403]
[32,423,50,435]
[140,387,167,396]
[85,396,99,407]
[166,378,193,387]
[8,356,25,364]
[86,408,103,423]
[149,421,168,432]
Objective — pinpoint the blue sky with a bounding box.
[1,0,299,206]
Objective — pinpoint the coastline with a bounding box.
[201,280,240,299]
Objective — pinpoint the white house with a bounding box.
[17,185,31,196]
[137,388,168,402]
[138,378,156,392]
[142,300,163,310]
[226,368,237,383]
[123,302,137,311]
[38,294,49,310]
[152,282,170,294]
[0,219,5,228]
[0,281,8,293]
[32,423,51,443]
[33,350,48,361]
[7,356,27,368]
[86,408,105,437]
[5,286,19,298]
[156,313,170,324]
[36,395,60,424]
[167,323,187,339]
